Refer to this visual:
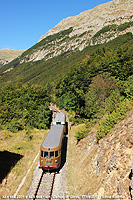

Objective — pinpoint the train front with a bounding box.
[40,148,61,170]
[39,125,64,171]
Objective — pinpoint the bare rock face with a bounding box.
[67,110,133,199]
[94,112,133,197]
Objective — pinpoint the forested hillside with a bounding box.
[0,33,132,139]
[0,83,51,132]
[55,35,133,114]
[55,34,133,140]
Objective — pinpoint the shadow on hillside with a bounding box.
[0,150,23,183]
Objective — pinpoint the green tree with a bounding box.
[85,73,117,118]
[0,83,51,132]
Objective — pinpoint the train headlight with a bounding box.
[55,160,57,163]
[41,160,43,162]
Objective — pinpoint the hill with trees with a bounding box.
[0,0,132,140]
[0,83,51,132]
[0,32,132,140]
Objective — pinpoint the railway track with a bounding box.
[33,172,56,200]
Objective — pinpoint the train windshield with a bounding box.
[55,151,58,157]
[50,152,54,158]
[41,151,43,157]
[44,152,48,158]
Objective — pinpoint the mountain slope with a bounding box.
[66,110,133,198]
[0,33,132,88]
[19,0,133,63]
[0,48,25,66]
[0,0,132,87]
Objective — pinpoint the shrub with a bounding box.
[85,73,117,119]
[6,119,24,133]
[69,116,84,125]
[123,75,133,99]
[75,128,88,142]
[118,21,133,32]
[93,24,117,38]
[96,99,131,140]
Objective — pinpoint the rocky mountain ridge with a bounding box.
[39,0,132,41]
[19,0,133,64]
[0,48,25,66]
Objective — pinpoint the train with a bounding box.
[39,112,66,171]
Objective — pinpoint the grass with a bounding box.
[0,128,48,197]
[66,124,110,196]
[66,124,86,195]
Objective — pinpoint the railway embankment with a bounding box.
[0,129,48,198]
[26,109,68,199]
[66,110,133,199]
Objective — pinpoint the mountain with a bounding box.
[40,0,132,41]
[0,0,132,87]
[0,48,25,66]
[20,0,133,63]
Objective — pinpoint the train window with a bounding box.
[55,151,58,157]
[44,152,48,158]
[56,122,61,125]
[41,151,43,157]
[50,152,54,158]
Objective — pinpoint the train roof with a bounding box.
[41,125,64,149]
[53,112,66,125]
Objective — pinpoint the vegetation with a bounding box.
[0,32,132,142]
[74,74,132,142]
[93,24,117,38]
[0,14,133,198]
[92,21,133,39]
[96,99,131,140]
[75,128,88,142]
[55,39,133,141]
[85,74,118,119]
[21,27,73,57]
[0,129,48,195]
[0,83,51,132]
[0,33,132,88]
[118,21,133,31]
[55,41,133,113]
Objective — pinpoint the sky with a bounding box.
[0,0,112,50]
